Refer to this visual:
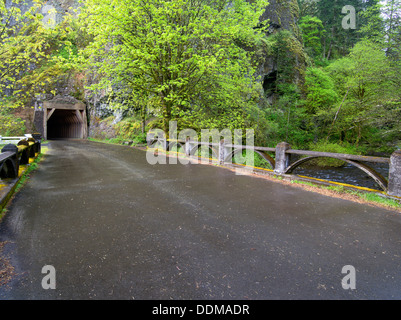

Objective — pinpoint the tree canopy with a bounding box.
[81,0,269,134]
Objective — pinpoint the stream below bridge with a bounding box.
[292,162,389,191]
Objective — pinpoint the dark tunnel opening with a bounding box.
[47,109,84,140]
[263,71,278,96]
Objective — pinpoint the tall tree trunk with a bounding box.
[141,105,146,134]
[160,93,171,138]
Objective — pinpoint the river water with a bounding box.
[293,162,389,191]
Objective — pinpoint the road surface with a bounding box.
[0,140,401,299]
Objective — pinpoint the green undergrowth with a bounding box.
[88,137,125,145]
[14,153,44,193]
[88,134,147,146]
[288,178,401,210]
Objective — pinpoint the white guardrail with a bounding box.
[0,134,33,145]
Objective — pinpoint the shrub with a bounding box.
[0,114,26,136]
[113,117,142,141]
[133,133,147,145]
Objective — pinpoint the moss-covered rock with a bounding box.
[257,0,307,97]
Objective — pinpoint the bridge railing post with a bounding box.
[32,133,42,154]
[219,139,226,164]
[274,142,291,174]
[388,150,401,197]
[185,137,192,156]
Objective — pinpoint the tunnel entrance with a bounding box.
[47,109,84,139]
[39,96,88,140]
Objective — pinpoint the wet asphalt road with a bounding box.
[1,140,401,300]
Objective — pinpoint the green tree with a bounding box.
[0,0,49,100]
[315,0,378,59]
[326,40,396,147]
[303,67,339,140]
[304,67,338,114]
[299,15,326,61]
[358,0,384,42]
[382,0,401,59]
[0,1,84,106]
[360,0,401,59]
[20,12,94,101]
[81,0,268,134]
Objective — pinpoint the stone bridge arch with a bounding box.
[285,156,389,192]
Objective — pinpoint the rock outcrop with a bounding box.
[257,0,307,100]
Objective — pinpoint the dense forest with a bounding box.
[1,0,400,156]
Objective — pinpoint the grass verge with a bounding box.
[288,178,401,212]
[88,136,147,147]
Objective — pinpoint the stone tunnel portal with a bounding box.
[38,97,88,140]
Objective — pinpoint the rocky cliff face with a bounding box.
[258,0,307,100]
[4,0,77,19]
[260,0,301,33]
